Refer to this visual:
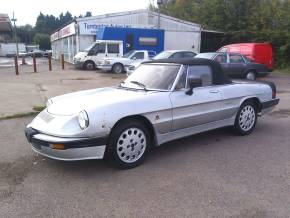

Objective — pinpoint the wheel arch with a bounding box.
[111,62,124,70]
[109,115,157,147]
[240,97,262,113]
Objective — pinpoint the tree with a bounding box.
[33,33,51,50]
[84,11,92,17]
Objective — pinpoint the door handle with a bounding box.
[209,90,219,93]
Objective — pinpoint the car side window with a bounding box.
[229,54,245,64]
[214,54,227,63]
[131,52,144,60]
[186,65,213,87]
[171,52,183,59]
[183,52,195,58]
[89,43,106,55]
[107,44,119,54]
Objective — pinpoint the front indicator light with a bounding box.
[50,144,65,150]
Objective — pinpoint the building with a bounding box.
[50,9,202,63]
[0,14,13,43]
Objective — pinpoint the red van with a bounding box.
[218,43,273,70]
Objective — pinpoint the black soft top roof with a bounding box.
[144,58,232,85]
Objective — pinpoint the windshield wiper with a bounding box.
[130,81,147,91]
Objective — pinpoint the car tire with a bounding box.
[84,61,96,70]
[112,63,124,74]
[106,119,150,169]
[233,100,258,136]
[246,71,256,80]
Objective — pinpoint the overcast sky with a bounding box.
[2,0,153,26]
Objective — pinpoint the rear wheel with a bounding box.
[246,71,256,80]
[112,63,124,74]
[84,61,95,70]
[233,100,257,135]
[106,119,150,169]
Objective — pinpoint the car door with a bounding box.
[170,65,222,131]
[226,54,247,77]
[88,43,106,63]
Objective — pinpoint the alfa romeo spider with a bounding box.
[25,59,279,169]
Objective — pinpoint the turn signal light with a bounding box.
[50,144,65,150]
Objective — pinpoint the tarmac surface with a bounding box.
[0,60,289,217]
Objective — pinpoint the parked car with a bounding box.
[28,49,45,57]
[195,52,269,80]
[126,50,197,75]
[73,40,123,70]
[218,43,273,70]
[6,52,28,58]
[43,50,52,58]
[97,50,156,74]
[25,58,279,169]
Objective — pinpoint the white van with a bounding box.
[73,40,123,70]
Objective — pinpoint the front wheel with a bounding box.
[233,101,258,135]
[84,61,96,70]
[112,63,124,74]
[106,120,150,169]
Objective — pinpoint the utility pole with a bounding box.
[157,0,163,28]
[11,12,19,59]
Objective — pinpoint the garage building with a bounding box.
[50,9,202,63]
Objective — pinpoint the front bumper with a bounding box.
[25,127,107,161]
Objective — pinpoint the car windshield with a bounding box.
[122,64,181,90]
[195,53,216,59]
[123,50,135,58]
[153,51,172,60]
[84,44,96,52]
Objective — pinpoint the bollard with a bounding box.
[61,54,65,70]
[33,55,37,73]
[48,55,52,71]
[14,55,19,76]
[21,57,26,65]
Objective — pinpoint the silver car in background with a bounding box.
[126,50,197,76]
[25,58,279,169]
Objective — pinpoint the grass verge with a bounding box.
[0,112,39,121]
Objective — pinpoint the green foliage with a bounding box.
[33,33,51,50]
[157,0,290,67]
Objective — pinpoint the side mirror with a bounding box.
[185,78,202,95]
[131,56,137,60]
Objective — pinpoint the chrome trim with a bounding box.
[33,134,90,143]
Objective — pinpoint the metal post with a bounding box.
[14,56,19,75]
[33,55,37,73]
[48,55,52,71]
[11,12,19,60]
[157,0,163,28]
[61,54,65,70]
[21,57,26,65]
[157,6,160,28]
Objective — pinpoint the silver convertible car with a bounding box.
[25,59,279,169]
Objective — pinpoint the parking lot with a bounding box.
[0,60,290,217]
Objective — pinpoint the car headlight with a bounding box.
[46,99,53,107]
[78,110,89,130]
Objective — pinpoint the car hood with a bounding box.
[47,87,149,116]
[74,52,87,59]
